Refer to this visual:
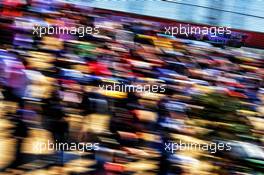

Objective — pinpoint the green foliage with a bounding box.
[193,93,241,114]
[191,93,253,140]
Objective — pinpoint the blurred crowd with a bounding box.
[0,1,264,175]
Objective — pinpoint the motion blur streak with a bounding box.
[0,0,263,175]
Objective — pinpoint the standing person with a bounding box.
[42,87,69,166]
[1,110,29,171]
